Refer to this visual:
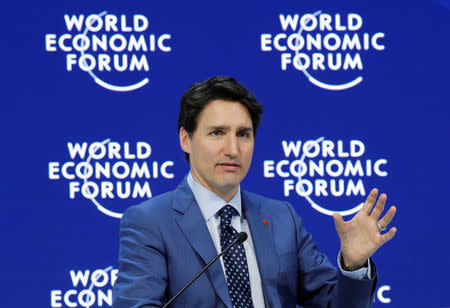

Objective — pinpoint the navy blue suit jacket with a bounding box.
[112,178,377,307]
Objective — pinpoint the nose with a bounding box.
[223,134,239,158]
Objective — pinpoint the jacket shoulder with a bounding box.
[242,190,292,212]
[120,189,176,226]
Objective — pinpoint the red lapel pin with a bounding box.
[263,220,269,226]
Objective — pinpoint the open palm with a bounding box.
[333,188,397,270]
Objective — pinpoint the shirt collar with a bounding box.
[187,172,242,222]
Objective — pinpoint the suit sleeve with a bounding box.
[284,202,377,308]
[112,205,167,308]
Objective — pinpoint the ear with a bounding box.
[179,127,191,154]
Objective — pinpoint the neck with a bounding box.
[190,171,238,203]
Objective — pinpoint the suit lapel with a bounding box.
[173,180,232,308]
[242,191,281,308]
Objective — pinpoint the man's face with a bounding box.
[180,99,254,201]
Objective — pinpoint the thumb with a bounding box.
[333,212,345,234]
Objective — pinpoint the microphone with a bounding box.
[162,231,248,308]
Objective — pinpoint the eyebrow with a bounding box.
[207,126,253,132]
[238,127,253,133]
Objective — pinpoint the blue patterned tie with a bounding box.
[219,205,254,308]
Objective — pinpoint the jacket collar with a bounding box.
[241,191,281,308]
[172,177,232,308]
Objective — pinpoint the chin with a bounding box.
[219,174,242,183]
[217,180,241,192]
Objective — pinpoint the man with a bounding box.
[112,76,397,307]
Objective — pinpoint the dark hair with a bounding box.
[178,76,263,161]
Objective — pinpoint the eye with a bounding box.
[237,131,251,138]
[210,130,223,137]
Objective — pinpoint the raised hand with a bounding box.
[333,188,397,270]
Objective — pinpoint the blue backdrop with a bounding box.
[2,0,450,307]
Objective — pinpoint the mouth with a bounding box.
[217,162,241,170]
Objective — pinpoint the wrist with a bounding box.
[340,253,367,271]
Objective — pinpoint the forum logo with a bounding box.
[260,11,385,90]
[51,266,117,308]
[263,138,388,216]
[45,11,172,92]
[48,139,175,219]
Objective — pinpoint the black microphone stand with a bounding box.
[162,232,247,308]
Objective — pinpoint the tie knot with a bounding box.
[218,204,238,227]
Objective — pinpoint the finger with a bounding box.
[370,193,387,220]
[381,227,397,244]
[361,188,378,215]
[378,206,397,228]
[333,213,345,234]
